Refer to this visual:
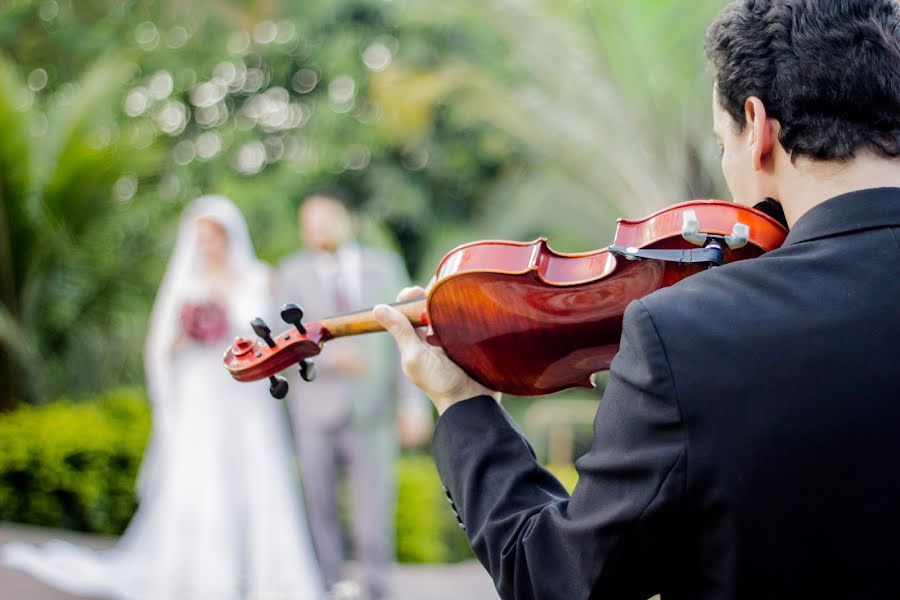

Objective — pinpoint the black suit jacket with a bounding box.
[432,188,900,600]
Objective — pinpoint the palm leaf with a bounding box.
[33,58,136,240]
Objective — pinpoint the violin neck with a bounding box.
[319,298,427,340]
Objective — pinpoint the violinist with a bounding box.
[373,1,900,598]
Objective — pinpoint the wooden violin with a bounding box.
[224,200,788,398]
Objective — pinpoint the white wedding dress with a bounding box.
[3,196,323,600]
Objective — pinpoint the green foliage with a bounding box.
[403,0,729,227]
[0,53,166,408]
[0,388,150,534]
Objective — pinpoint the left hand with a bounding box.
[373,286,501,415]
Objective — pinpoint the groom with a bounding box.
[276,189,430,600]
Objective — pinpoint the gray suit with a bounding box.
[275,244,418,599]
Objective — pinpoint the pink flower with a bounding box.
[180,301,229,343]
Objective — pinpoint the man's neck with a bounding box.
[777,154,900,227]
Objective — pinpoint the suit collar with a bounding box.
[783,187,900,246]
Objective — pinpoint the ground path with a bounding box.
[0,524,498,600]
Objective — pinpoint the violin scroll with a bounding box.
[225,311,326,398]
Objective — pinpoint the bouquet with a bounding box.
[179,300,229,343]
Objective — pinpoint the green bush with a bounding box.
[0,388,151,534]
[0,391,475,562]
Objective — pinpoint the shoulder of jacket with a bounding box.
[637,255,780,337]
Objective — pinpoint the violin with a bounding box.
[224,200,788,398]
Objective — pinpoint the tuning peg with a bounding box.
[299,359,317,382]
[681,209,708,247]
[269,375,289,399]
[280,303,307,334]
[724,222,750,250]
[251,317,276,348]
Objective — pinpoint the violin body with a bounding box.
[224,200,787,397]
[425,200,786,395]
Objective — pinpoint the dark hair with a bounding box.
[705,0,900,161]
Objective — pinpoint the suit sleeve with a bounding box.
[431,300,687,600]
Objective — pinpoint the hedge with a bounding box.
[0,389,150,535]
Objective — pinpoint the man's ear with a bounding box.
[744,96,775,171]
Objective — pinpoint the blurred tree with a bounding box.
[397,0,729,263]
[0,55,163,408]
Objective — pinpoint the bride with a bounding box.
[3,195,323,599]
